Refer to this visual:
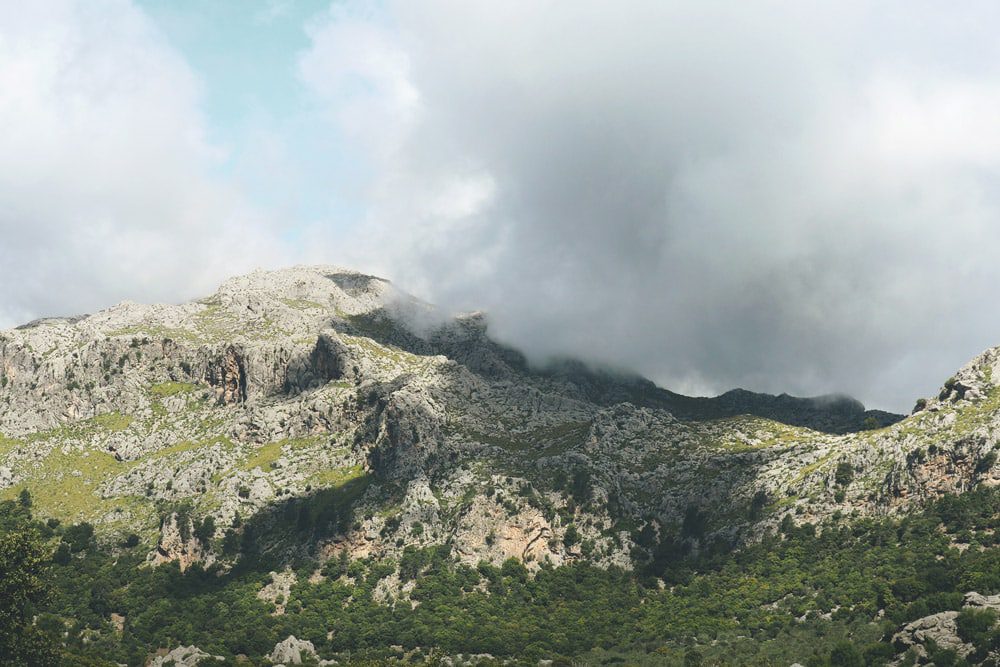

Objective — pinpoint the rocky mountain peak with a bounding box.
[0,265,996,580]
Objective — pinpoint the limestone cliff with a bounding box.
[0,265,996,574]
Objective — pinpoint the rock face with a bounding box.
[269,635,319,665]
[891,591,1000,663]
[0,265,997,574]
[149,645,222,666]
[207,346,248,405]
[151,512,209,571]
[894,611,965,655]
[258,570,297,615]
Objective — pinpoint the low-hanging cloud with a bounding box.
[0,0,289,327]
[302,1,1000,412]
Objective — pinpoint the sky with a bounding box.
[3,1,1000,412]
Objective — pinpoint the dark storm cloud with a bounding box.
[302,1,1000,412]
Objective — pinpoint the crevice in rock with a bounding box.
[208,346,248,405]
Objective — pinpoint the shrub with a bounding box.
[63,523,95,553]
[829,640,863,667]
[975,452,997,474]
[683,648,703,666]
[835,462,854,487]
[956,607,998,646]
[194,516,215,546]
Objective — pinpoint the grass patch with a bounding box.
[150,381,197,398]
[308,464,365,487]
[21,412,134,444]
[700,416,816,452]
[153,435,235,460]
[240,436,323,472]
[0,433,20,458]
[342,334,419,365]
[0,448,145,523]
[953,382,1000,435]
[791,450,836,486]
[195,304,289,341]
[108,324,201,343]
[90,412,133,432]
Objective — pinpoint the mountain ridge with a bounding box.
[2,265,1000,665]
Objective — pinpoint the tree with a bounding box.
[0,524,58,665]
[17,489,32,509]
[63,522,95,553]
[194,516,216,547]
[829,640,863,667]
[683,648,704,666]
[835,462,854,487]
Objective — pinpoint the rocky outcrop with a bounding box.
[893,611,965,657]
[151,513,209,572]
[269,635,329,665]
[890,592,1000,663]
[149,645,223,666]
[207,346,247,405]
[258,570,297,615]
[437,655,498,667]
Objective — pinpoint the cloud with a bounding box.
[0,0,289,327]
[302,1,1000,411]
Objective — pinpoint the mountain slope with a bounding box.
[0,265,995,576]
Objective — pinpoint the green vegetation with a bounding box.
[343,334,421,366]
[90,412,133,432]
[0,447,148,524]
[108,325,200,343]
[154,435,234,461]
[307,463,365,487]
[240,436,322,472]
[0,501,58,665]
[835,461,855,486]
[3,482,1000,665]
[149,381,197,398]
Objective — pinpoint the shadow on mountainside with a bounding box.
[229,474,373,574]
[323,297,903,435]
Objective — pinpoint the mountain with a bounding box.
[1,266,999,666]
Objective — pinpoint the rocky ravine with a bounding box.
[0,266,997,576]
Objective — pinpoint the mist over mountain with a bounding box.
[326,1,1000,414]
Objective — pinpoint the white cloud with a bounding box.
[298,3,419,159]
[0,0,289,326]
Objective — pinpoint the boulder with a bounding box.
[892,611,965,655]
